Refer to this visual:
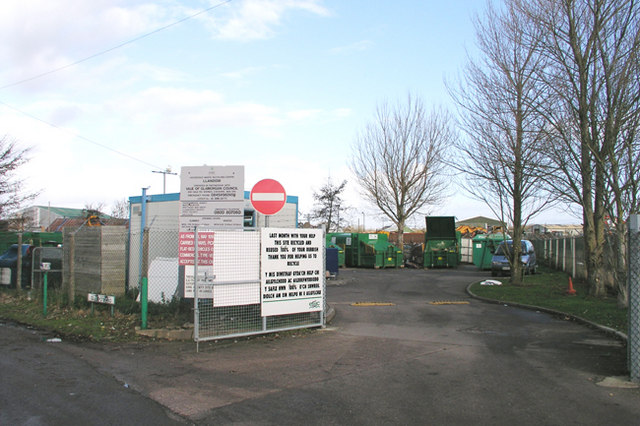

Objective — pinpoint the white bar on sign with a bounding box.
[252,193,285,201]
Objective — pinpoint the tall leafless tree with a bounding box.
[110,198,130,219]
[0,135,37,219]
[448,1,552,284]
[517,0,640,297]
[350,94,453,251]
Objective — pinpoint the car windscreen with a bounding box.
[495,241,527,256]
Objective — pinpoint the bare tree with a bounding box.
[604,79,640,306]
[448,1,552,284]
[518,0,640,297]
[0,136,37,219]
[312,178,348,232]
[110,198,130,219]
[350,94,453,250]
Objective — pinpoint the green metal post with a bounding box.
[141,277,148,329]
[43,272,48,316]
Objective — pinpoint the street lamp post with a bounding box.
[152,167,178,194]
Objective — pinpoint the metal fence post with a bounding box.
[141,228,149,330]
[572,237,576,277]
[68,232,75,303]
[628,215,640,383]
[16,233,22,290]
[194,226,199,352]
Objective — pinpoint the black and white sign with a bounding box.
[179,165,244,233]
[179,165,244,268]
[260,228,324,316]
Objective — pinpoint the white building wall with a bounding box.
[127,192,298,290]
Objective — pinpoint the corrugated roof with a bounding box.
[457,216,505,227]
[32,206,86,218]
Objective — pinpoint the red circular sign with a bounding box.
[250,179,287,215]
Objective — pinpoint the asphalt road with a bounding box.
[2,265,639,425]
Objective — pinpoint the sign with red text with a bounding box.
[178,231,214,266]
[179,165,243,266]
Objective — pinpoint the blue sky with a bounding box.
[0,0,577,227]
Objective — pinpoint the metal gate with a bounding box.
[192,229,325,346]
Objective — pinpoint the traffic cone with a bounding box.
[566,276,577,295]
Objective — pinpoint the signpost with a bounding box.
[250,178,286,216]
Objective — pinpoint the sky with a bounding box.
[0,0,579,229]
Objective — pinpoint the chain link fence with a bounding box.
[128,228,180,303]
[126,226,326,343]
[530,236,586,280]
[529,217,639,383]
[190,230,325,343]
[629,216,640,383]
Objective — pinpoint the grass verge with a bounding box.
[0,287,191,342]
[469,266,627,334]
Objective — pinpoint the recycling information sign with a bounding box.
[260,228,324,317]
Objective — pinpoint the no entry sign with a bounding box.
[250,179,286,215]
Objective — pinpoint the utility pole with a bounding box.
[152,167,178,194]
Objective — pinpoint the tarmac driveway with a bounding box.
[3,265,640,425]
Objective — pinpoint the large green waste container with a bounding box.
[472,233,509,270]
[328,233,355,266]
[352,233,386,268]
[383,244,403,268]
[328,232,403,269]
[423,216,459,268]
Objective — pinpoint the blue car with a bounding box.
[491,240,537,277]
[0,244,34,288]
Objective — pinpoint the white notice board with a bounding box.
[260,228,324,317]
[179,165,244,232]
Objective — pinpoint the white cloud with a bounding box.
[0,1,169,83]
[110,87,284,135]
[202,0,330,40]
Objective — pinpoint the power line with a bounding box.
[0,0,233,90]
[0,1,234,170]
[0,99,164,170]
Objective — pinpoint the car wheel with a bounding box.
[491,270,497,277]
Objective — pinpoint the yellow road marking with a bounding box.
[429,301,470,305]
[350,302,396,306]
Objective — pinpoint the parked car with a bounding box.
[0,244,34,288]
[0,243,63,288]
[491,239,537,277]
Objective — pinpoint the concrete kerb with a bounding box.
[465,281,629,343]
